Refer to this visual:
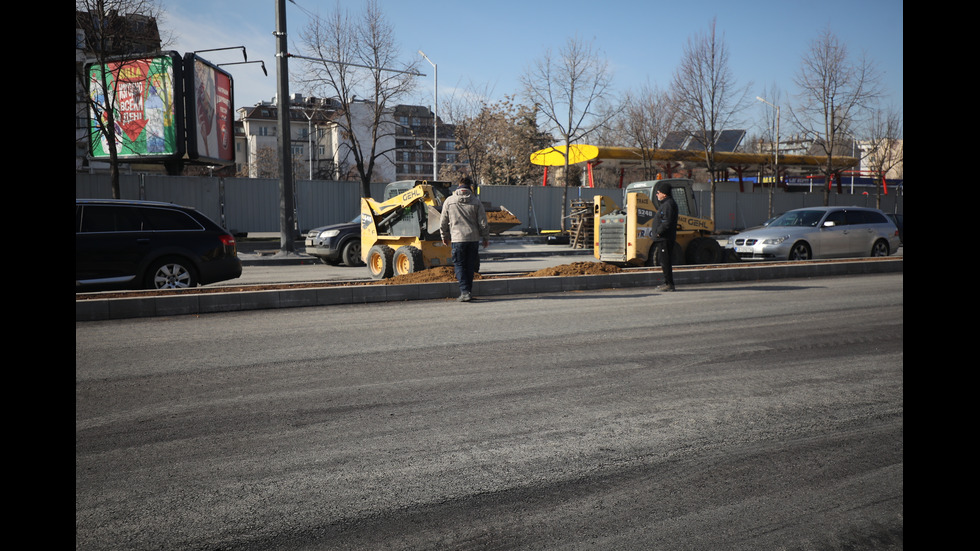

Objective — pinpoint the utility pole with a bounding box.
[275,0,296,253]
[419,50,437,180]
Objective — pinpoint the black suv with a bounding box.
[304,216,364,266]
[76,199,242,290]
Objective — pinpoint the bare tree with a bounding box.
[521,35,616,230]
[439,82,497,185]
[610,84,680,180]
[76,0,167,198]
[756,84,784,217]
[443,88,550,186]
[864,106,903,208]
[791,27,882,204]
[296,0,417,197]
[671,18,751,223]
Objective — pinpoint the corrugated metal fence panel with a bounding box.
[76,174,901,234]
[480,186,548,232]
[76,173,113,198]
[478,185,575,232]
[297,180,362,232]
[140,175,222,222]
[223,178,279,233]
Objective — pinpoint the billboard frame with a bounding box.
[86,50,186,162]
[183,53,236,166]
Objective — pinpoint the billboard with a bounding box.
[87,52,184,160]
[184,54,235,164]
[86,51,235,166]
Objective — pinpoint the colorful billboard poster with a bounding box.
[88,53,182,159]
[185,55,235,164]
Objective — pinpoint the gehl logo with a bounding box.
[679,215,711,230]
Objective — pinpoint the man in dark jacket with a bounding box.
[653,181,678,291]
[440,177,489,302]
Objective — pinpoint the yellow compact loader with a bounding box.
[593,179,722,267]
[360,180,454,279]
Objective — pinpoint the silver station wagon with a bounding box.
[727,206,901,261]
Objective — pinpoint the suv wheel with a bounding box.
[145,257,198,289]
[341,240,363,267]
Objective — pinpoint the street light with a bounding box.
[193,46,247,61]
[418,50,437,181]
[217,60,268,76]
[756,96,780,217]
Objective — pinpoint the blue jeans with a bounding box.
[451,241,480,293]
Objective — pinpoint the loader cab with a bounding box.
[624,179,698,217]
[379,180,451,239]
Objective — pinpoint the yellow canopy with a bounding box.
[529,144,857,169]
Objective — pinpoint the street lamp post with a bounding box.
[305,111,313,180]
[419,50,437,181]
[756,96,780,218]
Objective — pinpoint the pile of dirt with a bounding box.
[380,265,473,285]
[487,210,521,224]
[526,262,623,278]
[383,261,622,284]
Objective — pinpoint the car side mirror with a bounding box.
[822,221,836,228]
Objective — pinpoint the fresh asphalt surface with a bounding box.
[76,269,904,550]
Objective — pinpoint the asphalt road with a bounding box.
[76,272,904,550]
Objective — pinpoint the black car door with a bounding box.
[75,205,149,285]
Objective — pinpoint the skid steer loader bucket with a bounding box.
[486,206,521,234]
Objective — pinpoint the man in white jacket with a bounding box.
[439,177,489,302]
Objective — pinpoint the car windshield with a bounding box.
[769,210,825,227]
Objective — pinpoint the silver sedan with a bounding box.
[727,206,901,261]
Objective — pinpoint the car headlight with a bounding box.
[319,229,341,238]
[762,235,789,245]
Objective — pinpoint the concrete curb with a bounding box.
[76,257,902,322]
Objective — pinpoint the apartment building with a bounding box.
[236,95,399,182]
[393,104,462,180]
[236,98,466,182]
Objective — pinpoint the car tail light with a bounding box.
[219,234,237,254]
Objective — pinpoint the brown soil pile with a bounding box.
[526,261,623,278]
[383,261,621,283]
[487,210,521,224]
[380,265,471,285]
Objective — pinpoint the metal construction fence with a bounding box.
[76,173,903,235]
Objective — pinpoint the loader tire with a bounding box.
[393,246,425,276]
[367,244,395,279]
[685,236,723,265]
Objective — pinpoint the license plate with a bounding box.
[735,246,753,253]
[305,239,314,246]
